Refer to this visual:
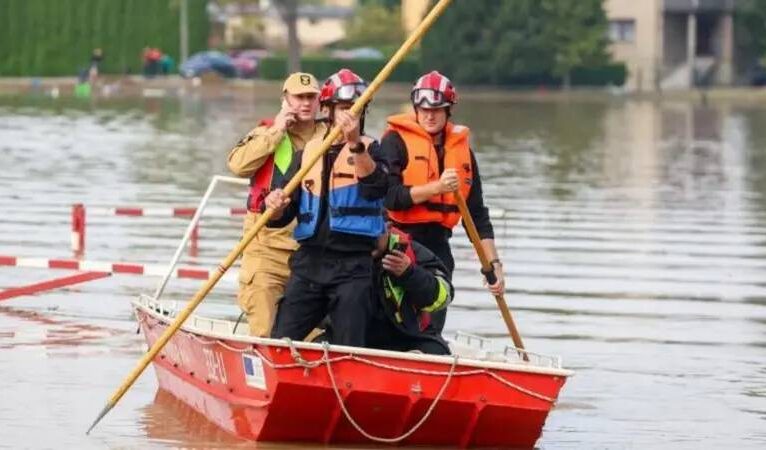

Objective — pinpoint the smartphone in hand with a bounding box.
[281,99,297,127]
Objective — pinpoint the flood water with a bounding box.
[1,86,765,449]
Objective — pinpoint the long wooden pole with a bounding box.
[86,0,454,435]
[453,191,526,353]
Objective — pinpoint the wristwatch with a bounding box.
[349,141,366,154]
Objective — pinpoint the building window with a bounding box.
[609,19,636,43]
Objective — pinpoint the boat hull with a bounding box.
[135,305,569,448]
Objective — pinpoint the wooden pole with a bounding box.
[453,191,526,353]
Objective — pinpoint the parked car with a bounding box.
[230,49,270,78]
[180,51,237,78]
[330,47,384,60]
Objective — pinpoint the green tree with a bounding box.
[345,3,404,48]
[540,0,609,88]
[735,0,766,67]
[422,0,612,87]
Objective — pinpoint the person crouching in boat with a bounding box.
[265,69,388,347]
[380,70,504,333]
[367,225,453,355]
[227,72,327,336]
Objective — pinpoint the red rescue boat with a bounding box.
[134,296,572,448]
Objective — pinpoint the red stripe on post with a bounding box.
[177,268,210,280]
[230,207,247,216]
[49,259,80,270]
[0,256,17,266]
[114,208,143,216]
[173,208,197,217]
[71,204,86,254]
[112,263,144,274]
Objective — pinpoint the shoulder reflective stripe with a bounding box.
[422,276,450,313]
[273,135,293,174]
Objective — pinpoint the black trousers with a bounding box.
[366,315,450,355]
[271,248,374,347]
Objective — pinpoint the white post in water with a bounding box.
[152,175,249,301]
[180,0,189,65]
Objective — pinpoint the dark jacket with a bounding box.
[367,236,454,355]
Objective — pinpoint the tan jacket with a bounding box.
[228,122,327,251]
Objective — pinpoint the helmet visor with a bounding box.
[334,83,367,102]
[411,89,450,108]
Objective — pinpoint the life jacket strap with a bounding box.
[423,202,459,213]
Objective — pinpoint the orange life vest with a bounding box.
[294,135,385,240]
[385,113,472,229]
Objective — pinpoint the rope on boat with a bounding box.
[139,314,556,403]
[321,342,457,444]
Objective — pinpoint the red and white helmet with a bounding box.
[411,70,457,109]
[320,68,368,105]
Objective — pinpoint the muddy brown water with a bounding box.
[1,88,765,449]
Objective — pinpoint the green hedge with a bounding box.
[0,0,209,76]
[259,56,422,83]
[571,64,627,86]
[471,64,627,87]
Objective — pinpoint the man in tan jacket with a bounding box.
[227,72,327,336]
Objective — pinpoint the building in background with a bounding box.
[605,0,737,92]
[211,0,354,50]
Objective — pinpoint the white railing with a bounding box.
[152,175,249,300]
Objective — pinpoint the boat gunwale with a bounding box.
[133,296,574,378]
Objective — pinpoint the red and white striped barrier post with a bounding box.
[68,204,249,256]
[71,204,85,255]
[0,254,238,283]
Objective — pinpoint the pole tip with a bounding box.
[85,403,112,435]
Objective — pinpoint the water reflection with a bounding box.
[140,389,251,449]
[1,90,765,448]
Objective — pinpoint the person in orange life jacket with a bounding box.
[366,225,454,355]
[380,71,505,332]
[226,72,327,337]
[265,69,388,346]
